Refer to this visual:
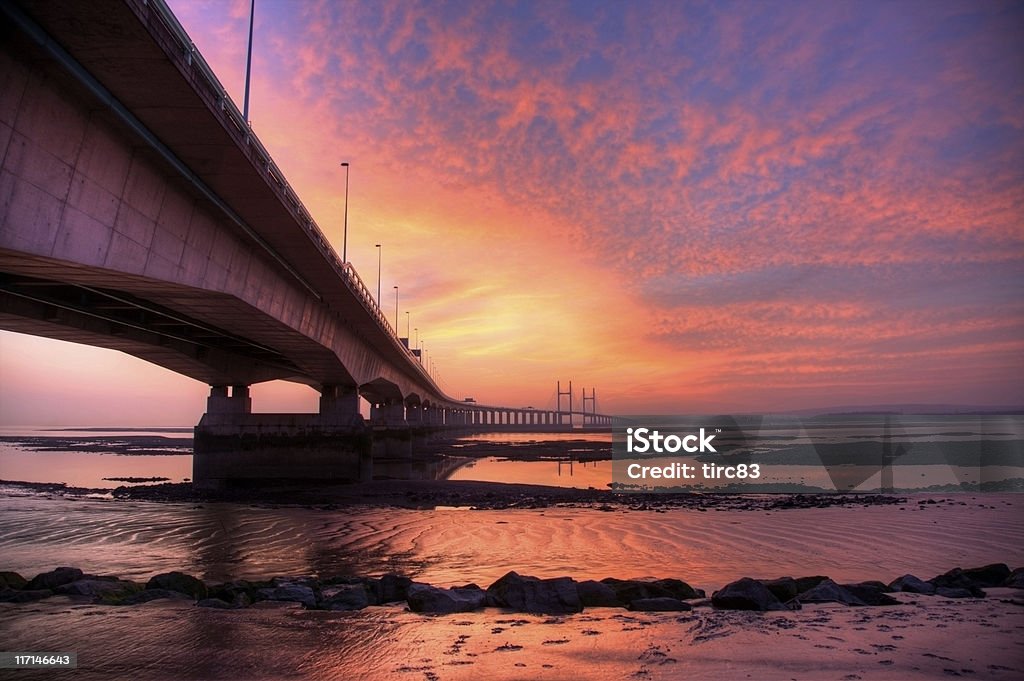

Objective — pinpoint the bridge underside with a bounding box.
[0,256,349,387]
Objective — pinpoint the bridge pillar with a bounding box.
[206,385,252,415]
[319,384,362,425]
[371,400,406,426]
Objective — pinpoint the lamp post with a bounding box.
[393,285,399,333]
[405,311,410,340]
[243,0,255,123]
[375,243,381,306]
[340,162,350,262]
[414,327,418,351]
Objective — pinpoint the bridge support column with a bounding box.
[319,384,361,425]
[206,385,252,415]
[370,400,412,459]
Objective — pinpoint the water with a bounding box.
[0,427,193,489]
[2,417,1022,492]
[2,423,1023,680]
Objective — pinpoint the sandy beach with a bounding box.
[1,485,1022,680]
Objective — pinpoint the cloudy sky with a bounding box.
[2,0,1022,424]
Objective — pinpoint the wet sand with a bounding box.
[2,592,1022,680]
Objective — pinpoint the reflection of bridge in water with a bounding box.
[0,0,612,488]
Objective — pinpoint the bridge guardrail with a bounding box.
[141,0,437,389]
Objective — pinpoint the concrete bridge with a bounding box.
[0,0,611,486]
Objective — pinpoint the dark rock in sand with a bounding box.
[760,577,798,602]
[146,572,208,600]
[25,567,84,591]
[407,583,486,614]
[849,580,891,593]
[798,579,868,606]
[628,597,692,612]
[935,586,980,599]
[794,575,830,593]
[928,568,986,597]
[577,580,620,607]
[379,574,413,603]
[712,578,788,611]
[487,571,582,615]
[320,584,370,611]
[889,574,935,594]
[650,578,704,600]
[208,580,263,605]
[196,597,235,609]
[258,584,318,608]
[121,588,195,605]
[1004,567,1024,589]
[271,575,321,591]
[962,563,1011,588]
[841,583,899,606]
[600,577,703,605]
[0,587,53,602]
[56,578,142,601]
[0,571,27,590]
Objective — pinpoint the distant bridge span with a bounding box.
[0,0,610,484]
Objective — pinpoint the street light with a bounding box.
[375,243,381,306]
[340,162,350,262]
[405,311,410,340]
[243,0,255,123]
[393,285,399,333]
[414,327,418,350]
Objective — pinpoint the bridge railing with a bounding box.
[140,0,435,386]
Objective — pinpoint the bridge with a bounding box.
[0,0,612,487]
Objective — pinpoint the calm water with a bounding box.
[2,416,1022,492]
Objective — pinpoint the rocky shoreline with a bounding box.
[1,477,917,511]
[2,562,1021,616]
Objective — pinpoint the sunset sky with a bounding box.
[2,0,1022,425]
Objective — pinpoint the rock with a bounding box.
[208,580,262,605]
[145,572,208,600]
[379,574,412,603]
[794,575,830,593]
[271,575,321,591]
[599,577,702,605]
[760,577,798,602]
[649,578,704,600]
[0,571,27,590]
[962,564,1011,588]
[25,567,84,591]
[486,571,582,615]
[928,569,986,597]
[712,578,788,611]
[0,587,53,602]
[841,583,899,606]
[196,597,234,609]
[56,579,142,601]
[799,580,867,606]
[935,586,980,599]
[577,580,620,607]
[320,584,370,611]
[120,589,194,605]
[889,574,935,595]
[258,584,318,608]
[628,597,692,612]
[850,580,891,593]
[407,583,486,614]
[1004,567,1024,589]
